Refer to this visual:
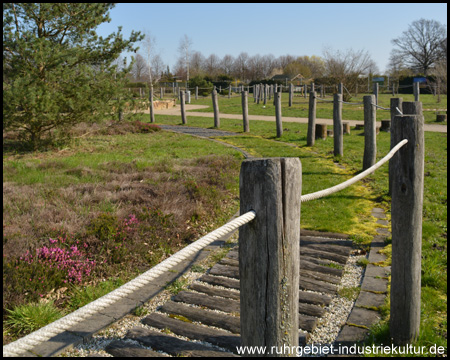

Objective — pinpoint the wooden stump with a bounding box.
[381,120,391,132]
[315,124,327,140]
[342,122,351,134]
[436,114,447,122]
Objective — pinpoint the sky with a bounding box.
[96,3,447,74]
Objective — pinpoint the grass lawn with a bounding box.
[3,111,447,354]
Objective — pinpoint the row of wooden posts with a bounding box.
[238,101,424,352]
[174,84,415,173]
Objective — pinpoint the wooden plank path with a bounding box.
[105,230,353,357]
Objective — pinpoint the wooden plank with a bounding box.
[301,243,352,257]
[298,314,319,333]
[173,291,240,314]
[159,301,240,334]
[299,277,337,294]
[189,282,240,300]
[298,302,326,317]
[126,327,237,357]
[301,255,344,269]
[199,274,240,290]
[219,257,239,267]
[301,269,341,285]
[300,246,348,264]
[209,263,239,279]
[298,290,332,307]
[300,230,350,240]
[300,258,343,277]
[141,313,241,353]
[105,339,168,357]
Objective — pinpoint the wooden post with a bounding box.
[304,84,307,98]
[363,95,376,170]
[180,90,187,125]
[229,85,232,99]
[390,111,424,345]
[342,122,351,134]
[212,90,220,128]
[289,83,293,107]
[239,157,301,355]
[307,91,316,146]
[389,98,403,195]
[338,83,343,95]
[413,82,420,102]
[275,91,283,138]
[195,86,198,100]
[149,88,155,123]
[160,87,163,100]
[242,91,249,133]
[264,84,267,105]
[373,83,379,105]
[333,93,343,156]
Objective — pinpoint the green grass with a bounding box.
[4,301,65,338]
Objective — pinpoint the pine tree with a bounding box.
[3,3,144,149]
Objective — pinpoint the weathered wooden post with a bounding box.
[307,91,316,146]
[179,90,186,124]
[229,85,232,99]
[264,84,267,105]
[413,81,420,102]
[239,157,301,356]
[275,91,283,138]
[333,93,343,156]
[389,98,403,195]
[149,88,155,123]
[195,86,198,100]
[242,91,249,133]
[373,82,379,105]
[338,82,343,95]
[363,95,376,170]
[289,83,293,107]
[390,108,424,345]
[212,89,220,128]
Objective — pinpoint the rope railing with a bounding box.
[301,139,408,202]
[3,210,256,357]
[4,137,409,357]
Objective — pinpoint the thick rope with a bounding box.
[301,139,408,202]
[3,210,256,357]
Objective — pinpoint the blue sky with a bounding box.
[96,3,447,73]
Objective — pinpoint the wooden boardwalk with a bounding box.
[104,230,353,357]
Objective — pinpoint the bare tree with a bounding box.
[322,47,375,99]
[131,53,149,82]
[391,18,447,75]
[190,51,206,78]
[204,53,221,80]
[141,30,158,122]
[221,54,235,76]
[178,34,193,84]
[233,52,249,82]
